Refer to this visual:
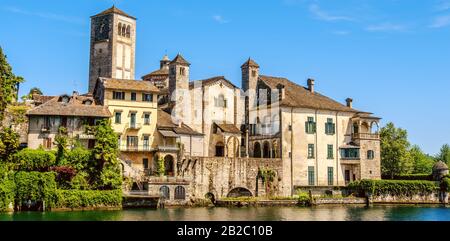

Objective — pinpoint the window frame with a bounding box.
[308,144,315,159]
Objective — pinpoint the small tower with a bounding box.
[160,54,170,70]
[433,161,449,181]
[241,58,259,157]
[88,6,136,93]
[168,54,190,121]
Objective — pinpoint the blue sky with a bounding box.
[0,0,449,155]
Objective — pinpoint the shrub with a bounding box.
[297,191,311,206]
[14,171,58,209]
[96,164,122,190]
[12,149,56,171]
[381,174,432,181]
[440,177,450,192]
[55,189,122,208]
[65,147,91,171]
[50,166,77,189]
[0,166,15,211]
[70,171,90,190]
[348,179,438,197]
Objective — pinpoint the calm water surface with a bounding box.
[1,205,450,221]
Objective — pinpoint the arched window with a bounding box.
[118,23,122,36]
[121,25,126,37]
[160,186,170,199]
[263,141,270,158]
[164,155,174,176]
[174,186,186,200]
[126,25,131,38]
[254,142,261,158]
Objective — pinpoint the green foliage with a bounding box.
[258,168,276,183]
[383,173,433,181]
[65,147,91,171]
[348,179,438,197]
[440,177,450,192]
[21,87,43,101]
[55,189,121,209]
[14,171,58,209]
[6,104,29,124]
[12,148,56,171]
[97,164,122,190]
[92,119,118,169]
[380,122,413,178]
[0,47,24,122]
[437,144,450,165]
[0,165,15,211]
[54,127,69,164]
[70,171,90,190]
[157,157,165,176]
[409,145,435,174]
[0,127,20,162]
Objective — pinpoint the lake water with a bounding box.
[2,205,450,221]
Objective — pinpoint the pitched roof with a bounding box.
[189,76,238,89]
[157,109,203,136]
[215,123,241,134]
[91,6,136,20]
[142,68,169,79]
[433,161,448,170]
[31,94,55,105]
[99,78,160,93]
[170,54,190,66]
[27,94,111,117]
[241,58,260,68]
[258,75,361,113]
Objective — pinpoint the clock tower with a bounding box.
[88,6,136,93]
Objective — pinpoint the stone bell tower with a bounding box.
[88,6,136,93]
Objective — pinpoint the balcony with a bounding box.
[127,122,142,130]
[119,145,153,152]
[352,132,380,140]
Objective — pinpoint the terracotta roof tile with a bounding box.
[215,123,241,134]
[91,6,136,20]
[241,58,259,68]
[100,78,160,93]
[189,76,238,89]
[157,109,203,136]
[170,54,190,66]
[142,68,169,79]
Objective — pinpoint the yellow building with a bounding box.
[94,77,159,173]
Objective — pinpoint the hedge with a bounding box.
[348,179,438,197]
[14,171,58,209]
[0,168,15,211]
[381,174,433,181]
[13,149,56,171]
[55,189,122,209]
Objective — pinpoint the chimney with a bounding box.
[307,78,315,93]
[277,84,285,100]
[346,98,353,108]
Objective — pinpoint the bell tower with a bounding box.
[88,6,136,93]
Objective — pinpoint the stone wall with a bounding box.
[370,192,447,204]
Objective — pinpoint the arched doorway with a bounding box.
[205,192,216,203]
[263,141,270,158]
[215,141,224,157]
[174,186,186,200]
[160,186,170,200]
[164,155,174,176]
[227,187,253,198]
[254,142,262,158]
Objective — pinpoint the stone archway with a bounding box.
[227,187,253,198]
[263,141,270,158]
[226,136,240,158]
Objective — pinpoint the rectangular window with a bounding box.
[142,93,153,102]
[112,91,125,100]
[328,167,334,186]
[327,144,334,159]
[308,166,315,186]
[143,136,149,150]
[367,150,374,160]
[131,92,136,101]
[126,136,138,150]
[115,112,121,124]
[325,118,336,135]
[308,144,315,159]
[305,117,316,134]
[144,113,151,125]
[143,158,149,169]
[341,148,360,159]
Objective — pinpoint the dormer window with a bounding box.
[61,95,70,103]
[83,100,93,105]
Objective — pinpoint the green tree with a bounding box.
[21,87,43,101]
[92,119,118,169]
[0,128,20,162]
[437,144,450,164]
[380,122,413,178]
[0,47,24,121]
[409,145,435,174]
[54,127,69,164]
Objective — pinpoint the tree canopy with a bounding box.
[437,144,450,165]
[380,122,413,178]
[0,47,24,121]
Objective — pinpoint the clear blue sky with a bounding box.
[1,0,449,155]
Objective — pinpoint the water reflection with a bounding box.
[2,205,450,221]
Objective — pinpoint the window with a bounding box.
[288,124,292,131]
[43,138,52,149]
[160,186,170,199]
[325,118,336,135]
[175,186,186,200]
[131,92,136,101]
[142,93,153,102]
[126,25,131,38]
[126,136,138,150]
[214,94,227,108]
[252,70,257,77]
[341,148,360,159]
[144,113,151,125]
[288,152,292,158]
[143,136,150,150]
[308,144,315,159]
[305,117,316,134]
[115,112,122,124]
[327,144,334,159]
[328,167,334,186]
[118,23,122,35]
[367,150,375,160]
[180,67,185,76]
[113,91,125,100]
[308,166,315,186]
[143,158,149,169]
